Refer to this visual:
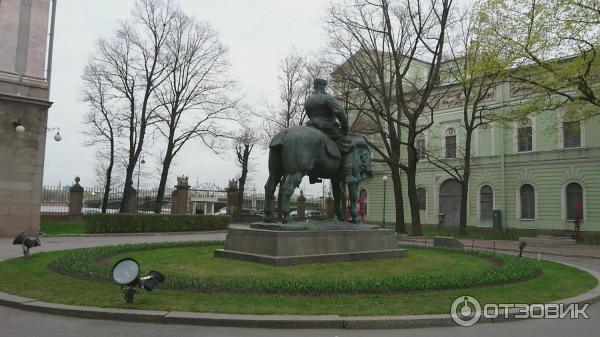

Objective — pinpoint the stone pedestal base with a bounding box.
[214,225,406,266]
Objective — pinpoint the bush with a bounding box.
[84,214,231,233]
[52,242,541,295]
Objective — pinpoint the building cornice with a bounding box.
[0,92,52,108]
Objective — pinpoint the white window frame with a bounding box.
[557,110,586,149]
[477,184,495,221]
[441,122,460,159]
[513,117,536,153]
[561,181,587,222]
[516,182,538,220]
[415,131,428,161]
[416,185,427,211]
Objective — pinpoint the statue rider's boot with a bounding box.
[344,168,358,183]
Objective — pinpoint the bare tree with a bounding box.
[90,0,178,212]
[152,11,236,213]
[425,4,509,234]
[82,63,121,213]
[232,126,261,220]
[326,0,453,235]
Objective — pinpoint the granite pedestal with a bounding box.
[214,224,407,266]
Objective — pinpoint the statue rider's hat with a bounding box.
[313,78,328,88]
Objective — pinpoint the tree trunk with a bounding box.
[119,164,136,213]
[406,145,422,236]
[101,140,115,213]
[154,151,174,214]
[236,145,250,221]
[459,133,473,235]
[390,166,406,233]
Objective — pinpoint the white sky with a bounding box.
[44,0,331,195]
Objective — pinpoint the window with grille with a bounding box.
[566,183,583,220]
[563,121,581,148]
[520,184,535,219]
[480,185,493,220]
[416,138,426,160]
[417,187,426,210]
[518,125,532,152]
[445,134,456,158]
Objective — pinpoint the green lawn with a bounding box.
[40,221,87,235]
[107,246,489,280]
[0,244,595,316]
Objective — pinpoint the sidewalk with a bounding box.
[401,237,600,259]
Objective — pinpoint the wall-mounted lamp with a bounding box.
[47,127,62,142]
[12,120,25,133]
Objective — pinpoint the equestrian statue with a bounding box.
[263,79,372,224]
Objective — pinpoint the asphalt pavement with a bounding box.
[0,233,598,337]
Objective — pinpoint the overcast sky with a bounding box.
[45,0,331,195]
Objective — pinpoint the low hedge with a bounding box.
[84,214,231,233]
[52,242,541,295]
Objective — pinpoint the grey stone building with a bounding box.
[0,0,53,236]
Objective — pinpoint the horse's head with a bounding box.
[348,133,372,183]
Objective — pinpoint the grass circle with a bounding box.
[0,241,596,316]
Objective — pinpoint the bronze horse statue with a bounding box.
[263,126,372,224]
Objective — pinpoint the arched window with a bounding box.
[445,127,457,158]
[480,185,493,220]
[416,133,426,160]
[566,183,583,220]
[417,187,426,210]
[520,184,535,219]
[517,118,533,152]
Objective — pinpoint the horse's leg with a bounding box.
[348,182,360,224]
[264,148,283,223]
[331,178,344,222]
[281,173,303,223]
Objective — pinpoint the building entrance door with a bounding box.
[439,179,462,228]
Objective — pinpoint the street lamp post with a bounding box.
[382,175,388,228]
[137,153,146,191]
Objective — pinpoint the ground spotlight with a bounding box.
[111,258,165,303]
[12,232,41,256]
[518,241,527,257]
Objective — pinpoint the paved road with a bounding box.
[0,234,598,337]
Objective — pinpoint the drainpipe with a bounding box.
[47,0,57,93]
[499,83,507,233]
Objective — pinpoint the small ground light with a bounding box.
[518,241,527,257]
[111,258,165,303]
[12,232,41,256]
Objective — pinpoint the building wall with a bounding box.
[0,0,51,237]
[360,81,600,232]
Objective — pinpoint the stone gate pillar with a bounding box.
[226,179,239,216]
[296,191,306,219]
[69,176,84,217]
[171,176,190,215]
[124,185,138,214]
[326,195,335,219]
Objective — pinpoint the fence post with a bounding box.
[124,185,138,213]
[326,194,335,219]
[69,176,84,218]
[297,190,306,219]
[171,176,190,215]
[226,179,239,216]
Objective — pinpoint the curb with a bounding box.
[400,239,600,260]
[41,230,229,238]
[0,259,599,329]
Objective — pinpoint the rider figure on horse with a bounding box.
[305,78,356,183]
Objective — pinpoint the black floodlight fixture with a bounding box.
[111,258,165,303]
[518,241,528,257]
[13,232,41,256]
[112,258,141,303]
[141,271,166,291]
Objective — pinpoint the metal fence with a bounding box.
[42,185,326,216]
[41,185,175,215]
